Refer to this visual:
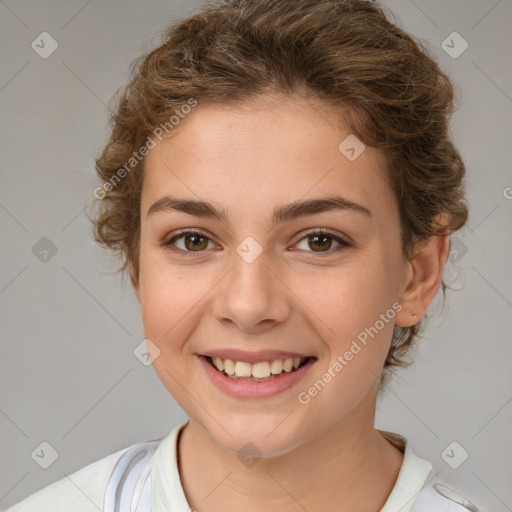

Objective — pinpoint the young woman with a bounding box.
[7,0,482,511]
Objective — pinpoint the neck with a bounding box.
[177,395,404,512]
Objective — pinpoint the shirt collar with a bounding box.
[150,422,434,512]
[378,429,435,512]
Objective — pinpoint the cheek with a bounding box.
[138,269,195,396]
[297,252,400,369]
[298,255,398,331]
[138,258,193,347]
[298,266,397,413]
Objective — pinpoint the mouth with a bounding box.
[203,354,313,382]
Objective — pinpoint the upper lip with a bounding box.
[199,349,314,364]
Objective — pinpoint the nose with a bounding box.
[212,244,291,333]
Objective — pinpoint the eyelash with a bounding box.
[161,228,352,259]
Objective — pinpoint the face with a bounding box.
[135,95,409,457]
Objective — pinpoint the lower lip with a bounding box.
[198,355,316,399]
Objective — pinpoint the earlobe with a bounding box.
[395,261,418,328]
[395,215,450,328]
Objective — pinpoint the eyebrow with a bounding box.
[147,194,372,227]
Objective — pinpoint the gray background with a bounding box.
[1,0,511,510]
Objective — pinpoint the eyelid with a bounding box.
[163,228,220,252]
[162,227,352,257]
[292,227,352,247]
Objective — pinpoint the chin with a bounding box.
[199,412,306,459]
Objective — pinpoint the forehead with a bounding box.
[142,96,395,223]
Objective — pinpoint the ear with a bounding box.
[395,214,451,328]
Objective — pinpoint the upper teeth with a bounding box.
[211,357,305,378]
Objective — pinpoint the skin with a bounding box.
[133,94,450,512]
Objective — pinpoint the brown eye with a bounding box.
[164,230,216,255]
[294,229,351,256]
[308,233,334,252]
[182,233,209,251]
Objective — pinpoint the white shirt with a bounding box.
[5,421,478,512]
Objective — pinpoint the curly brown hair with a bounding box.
[90,0,468,385]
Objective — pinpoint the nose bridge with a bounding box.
[213,235,290,331]
[229,235,275,301]
[233,240,270,288]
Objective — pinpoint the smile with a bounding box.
[206,355,310,381]
[198,354,317,399]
